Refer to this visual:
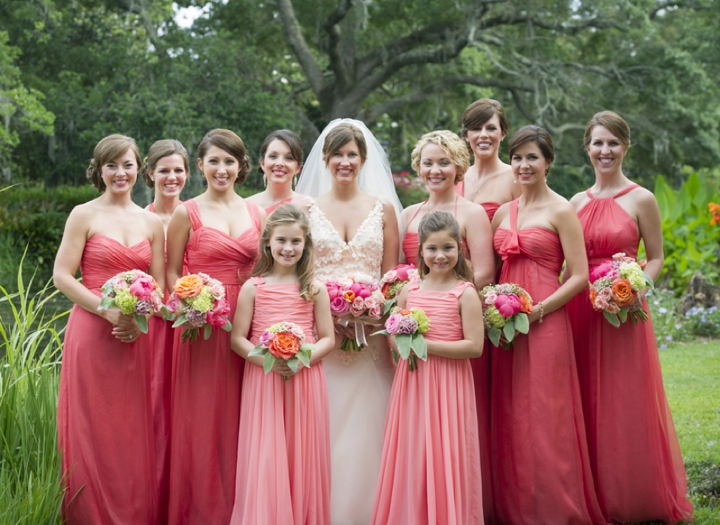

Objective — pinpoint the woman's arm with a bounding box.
[425,285,484,359]
[464,204,495,289]
[381,201,400,274]
[634,189,664,283]
[148,213,166,293]
[309,283,335,364]
[166,204,191,290]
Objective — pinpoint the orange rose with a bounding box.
[398,309,411,316]
[343,290,356,302]
[519,293,533,314]
[268,332,301,360]
[611,279,637,308]
[173,275,204,299]
[589,286,600,310]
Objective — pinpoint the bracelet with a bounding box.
[537,301,544,323]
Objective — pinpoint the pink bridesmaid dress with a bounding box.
[264,197,293,216]
[229,277,331,525]
[371,280,483,525]
[167,199,261,525]
[491,200,605,525]
[567,185,694,523]
[57,235,157,524]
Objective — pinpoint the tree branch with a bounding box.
[482,13,620,34]
[322,0,354,91]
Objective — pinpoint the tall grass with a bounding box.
[0,260,67,524]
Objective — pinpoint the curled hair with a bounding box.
[197,129,252,184]
[258,129,304,175]
[583,110,631,150]
[417,211,473,282]
[322,123,367,165]
[86,134,142,192]
[508,125,555,166]
[411,130,471,183]
[140,139,190,188]
[252,203,318,301]
[462,98,509,139]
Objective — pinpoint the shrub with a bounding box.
[647,288,720,347]
[393,171,428,208]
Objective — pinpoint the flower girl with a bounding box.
[371,211,485,525]
[230,203,334,525]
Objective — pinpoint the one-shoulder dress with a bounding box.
[567,185,694,523]
[370,280,483,525]
[167,199,261,525]
[58,235,157,524]
[491,200,605,525]
[308,197,395,524]
[230,277,331,525]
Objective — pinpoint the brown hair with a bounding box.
[583,110,631,150]
[86,134,142,192]
[197,129,252,185]
[417,211,473,282]
[508,125,555,167]
[141,139,190,188]
[258,130,304,175]
[251,203,318,301]
[322,123,367,165]
[411,130,471,184]
[461,98,509,139]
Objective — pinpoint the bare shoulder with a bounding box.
[569,190,590,210]
[492,201,511,226]
[549,196,578,221]
[459,196,489,220]
[629,185,657,206]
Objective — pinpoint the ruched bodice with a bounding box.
[247,278,316,346]
[406,281,472,341]
[80,235,151,290]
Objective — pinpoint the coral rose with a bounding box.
[612,278,637,308]
[589,286,600,310]
[174,275,204,299]
[268,332,300,360]
[518,293,533,314]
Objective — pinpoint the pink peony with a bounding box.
[129,277,155,299]
[326,281,344,301]
[590,261,614,282]
[494,294,521,317]
[395,264,415,281]
[205,298,231,328]
[330,296,351,316]
[385,313,402,334]
[350,282,372,299]
[350,296,366,317]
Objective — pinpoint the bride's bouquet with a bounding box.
[325,273,385,351]
[480,283,533,349]
[166,273,232,342]
[373,307,430,371]
[589,252,654,327]
[248,322,315,379]
[99,270,165,333]
[380,264,418,314]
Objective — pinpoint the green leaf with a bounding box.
[222,320,232,332]
[371,329,390,337]
[603,310,621,328]
[248,345,265,357]
[488,327,501,347]
[263,352,276,374]
[98,297,114,311]
[515,313,530,334]
[287,357,299,373]
[390,349,399,364]
[203,324,212,340]
[383,298,397,315]
[618,308,628,323]
[171,314,187,328]
[410,333,428,361]
[297,348,311,368]
[135,314,148,334]
[503,322,516,342]
[396,334,412,360]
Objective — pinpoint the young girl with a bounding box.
[229,203,334,525]
[371,211,485,525]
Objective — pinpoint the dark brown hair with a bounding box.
[258,130,304,175]
[322,123,367,165]
[461,98,509,138]
[141,139,190,188]
[508,125,555,165]
[583,110,631,150]
[197,129,252,185]
[417,211,473,282]
[86,134,142,192]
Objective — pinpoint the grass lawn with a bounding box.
[661,340,720,523]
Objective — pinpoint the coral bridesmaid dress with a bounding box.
[230,277,331,525]
[57,235,157,524]
[264,197,293,215]
[491,200,605,525]
[567,185,694,523]
[371,280,483,525]
[167,199,261,525]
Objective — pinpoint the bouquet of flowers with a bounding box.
[373,307,430,371]
[380,264,418,314]
[248,322,315,378]
[325,273,385,351]
[589,252,654,327]
[480,283,533,349]
[99,270,165,333]
[166,273,232,342]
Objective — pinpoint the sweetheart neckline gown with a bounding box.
[567,185,694,523]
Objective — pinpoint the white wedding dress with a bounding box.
[308,197,395,525]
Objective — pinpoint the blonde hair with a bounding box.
[417,211,473,282]
[583,110,631,150]
[141,139,190,188]
[86,134,142,192]
[252,203,317,301]
[411,130,471,183]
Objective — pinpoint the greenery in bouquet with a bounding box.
[480,283,532,349]
[373,306,430,371]
[167,273,232,342]
[99,270,165,333]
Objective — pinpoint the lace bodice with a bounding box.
[309,197,385,282]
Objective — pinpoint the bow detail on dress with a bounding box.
[498,230,521,261]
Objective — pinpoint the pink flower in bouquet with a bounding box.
[290,323,305,340]
[113,278,128,290]
[368,280,380,292]
[590,260,614,282]
[208,281,225,299]
[364,297,378,311]
[206,298,230,328]
[150,292,163,311]
[259,330,274,347]
[326,281,344,301]
[495,294,521,317]
[350,282,371,299]
[369,303,383,319]
[330,296,351,316]
[605,301,620,314]
[129,277,156,299]
[350,296,366,316]
[386,313,402,334]
[395,264,413,281]
[599,287,614,302]
[166,297,182,313]
[370,289,385,304]
[593,294,609,310]
[483,290,498,306]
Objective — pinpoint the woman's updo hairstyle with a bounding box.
[583,110,631,151]
[410,130,471,183]
[508,125,555,166]
[197,128,252,185]
[322,123,368,165]
[257,130,304,175]
[86,134,142,192]
[461,99,509,141]
[141,139,190,188]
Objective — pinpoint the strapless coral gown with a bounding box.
[57,235,157,524]
[167,199,261,525]
[230,277,330,524]
[567,185,694,523]
[371,280,483,525]
[491,200,605,525]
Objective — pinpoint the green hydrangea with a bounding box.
[190,288,214,313]
[388,281,406,298]
[410,308,430,333]
[484,305,506,329]
[114,289,138,315]
[619,263,646,291]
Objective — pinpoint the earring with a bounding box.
[292,175,298,189]
[262,174,267,188]
[513,179,517,184]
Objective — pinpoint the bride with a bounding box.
[297,119,402,524]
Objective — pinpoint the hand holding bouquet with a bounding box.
[167,273,232,342]
[248,322,315,379]
[374,307,430,371]
[589,252,654,327]
[325,273,385,351]
[480,283,533,349]
[380,264,418,314]
[99,270,165,333]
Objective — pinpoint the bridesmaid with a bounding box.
[490,125,604,524]
[400,130,494,287]
[54,134,165,523]
[166,129,266,524]
[140,139,190,524]
[567,111,694,523]
[246,129,305,215]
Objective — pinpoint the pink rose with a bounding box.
[166,297,182,313]
[326,281,344,301]
[330,296,350,316]
[594,295,609,310]
[129,277,155,299]
[599,287,614,302]
[370,289,385,304]
[495,294,521,317]
[259,330,274,347]
[208,281,225,299]
[590,261,614,282]
[369,304,383,319]
[382,270,397,283]
[605,301,620,314]
[113,278,128,290]
[483,290,498,306]
[350,296,366,317]
[290,323,305,341]
[350,282,371,299]
[205,298,230,328]
[385,313,402,334]
[368,280,380,292]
